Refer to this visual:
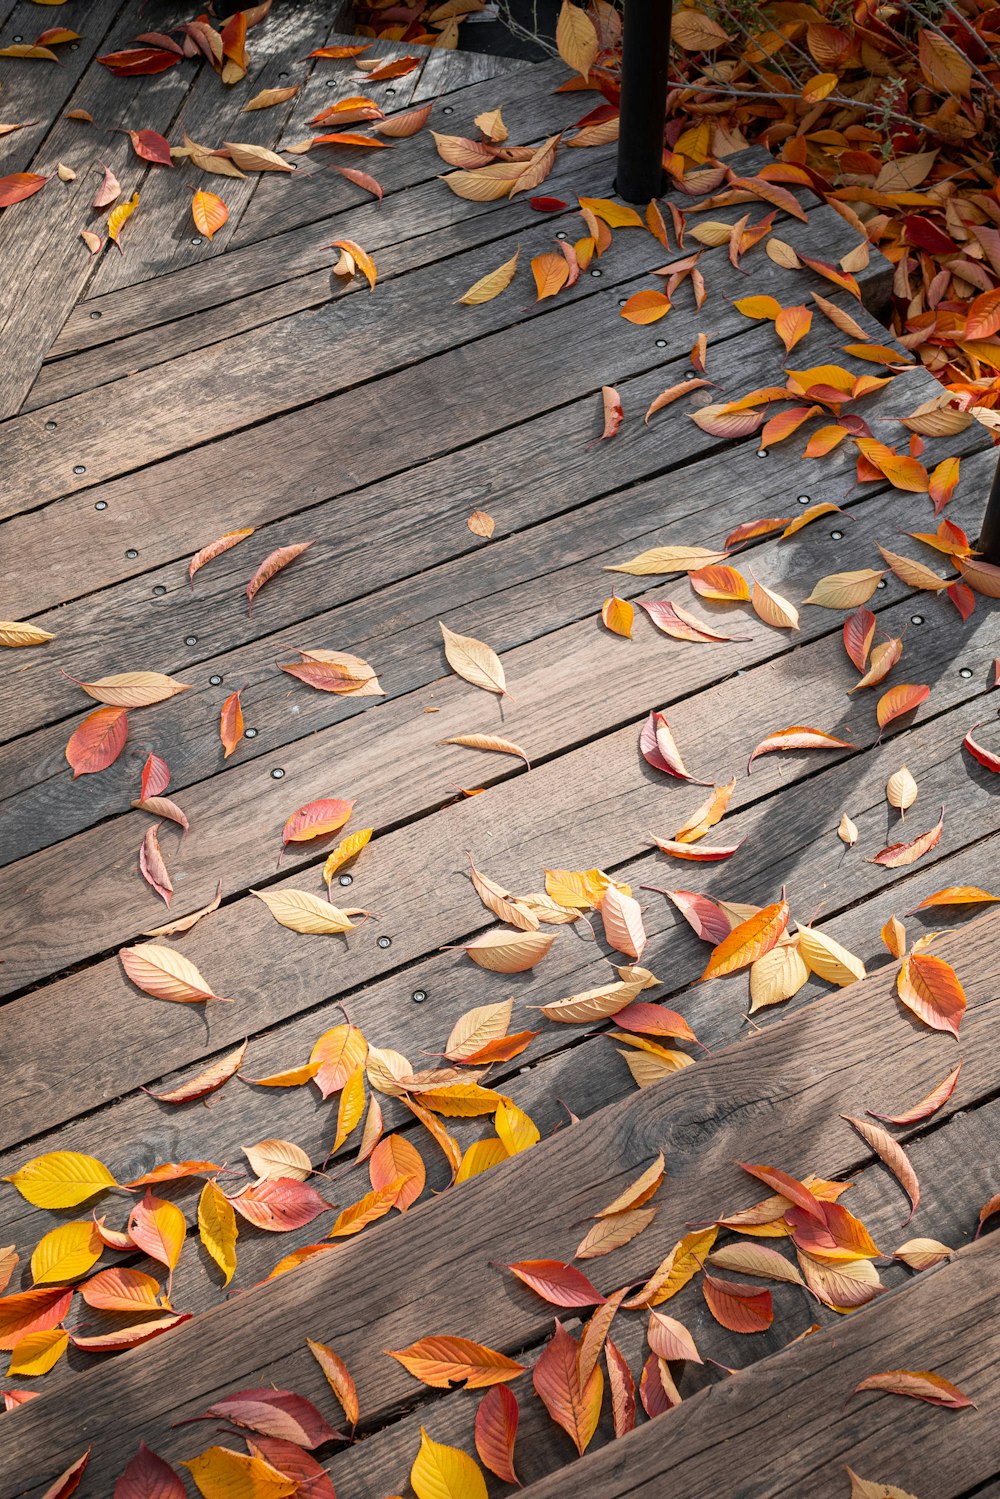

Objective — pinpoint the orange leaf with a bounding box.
[388,1335,524,1389]
[852,1369,974,1408]
[504,1260,605,1307]
[702,1270,773,1332]
[877,683,930,731]
[531,251,569,300]
[220,688,244,758]
[533,1321,603,1455]
[282,797,353,846]
[246,541,312,613]
[368,1135,425,1210]
[868,1060,962,1126]
[620,289,670,324]
[897,952,965,1037]
[65,706,128,778]
[700,901,789,980]
[475,1386,519,1485]
[191,189,228,240]
[748,725,856,771]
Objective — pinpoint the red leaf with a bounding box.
[248,1440,336,1498]
[964,723,1000,773]
[843,606,875,671]
[180,1388,340,1449]
[332,165,383,201]
[65,706,128,777]
[738,1162,825,1221]
[604,1335,636,1437]
[0,172,47,207]
[475,1385,520,1485]
[947,581,975,620]
[531,195,568,210]
[140,752,171,799]
[504,1259,606,1307]
[113,1441,185,1498]
[227,1177,334,1232]
[658,888,732,944]
[639,710,711,783]
[611,1001,697,1043]
[123,128,173,166]
[639,1352,681,1416]
[41,1450,91,1499]
[702,1269,773,1332]
[97,47,181,76]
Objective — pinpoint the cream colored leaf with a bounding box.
[887,765,918,813]
[442,733,529,767]
[748,941,809,1012]
[243,83,300,110]
[445,1000,513,1060]
[838,813,859,846]
[223,139,295,172]
[243,1138,312,1183]
[469,861,539,931]
[119,944,229,1004]
[600,885,646,960]
[752,578,799,630]
[541,978,643,1024]
[797,926,866,986]
[802,570,884,608]
[605,545,728,577]
[0,620,54,647]
[556,0,598,75]
[458,928,554,972]
[708,1241,805,1286]
[74,670,191,707]
[576,1206,656,1259]
[440,621,507,694]
[253,888,357,935]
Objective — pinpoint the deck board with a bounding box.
[1,12,999,1498]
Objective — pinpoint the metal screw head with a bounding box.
[442,105,454,115]
[191,236,203,246]
[877,579,888,589]
[618,297,628,307]
[12,35,22,42]
[385,87,396,95]
[244,727,258,739]
[94,500,107,511]
[960,667,973,679]
[89,310,101,320]
[271,768,285,779]
[797,494,810,504]
[209,674,222,685]
[185,635,197,646]
[45,420,57,431]
[911,614,924,625]
[377,935,392,949]
[555,230,568,240]
[656,339,667,348]
[338,874,353,887]
[70,42,79,50]
[756,448,768,458]
[152,584,166,596]
[830,529,844,540]
[73,465,86,475]
[412,989,427,1003]
[125,548,138,559]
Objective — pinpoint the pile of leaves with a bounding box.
[544,0,1000,412]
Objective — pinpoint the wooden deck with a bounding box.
[2,4,1000,1495]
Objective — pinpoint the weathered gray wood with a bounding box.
[1,552,995,1137]
[515,1235,998,1499]
[52,57,572,361]
[0,0,123,175]
[0,191,875,527]
[5,312,972,829]
[1,908,996,1496]
[0,7,198,419]
[81,1,349,299]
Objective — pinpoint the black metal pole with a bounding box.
[616,0,672,204]
[980,451,1000,565]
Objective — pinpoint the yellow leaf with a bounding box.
[191,189,228,240]
[458,247,519,305]
[544,867,610,909]
[797,925,866,986]
[107,190,138,248]
[456,1138,507,1182]
[198,1181,238,1287]
[253,889,357,935]
[803,70,839,101]
[606,544,728,576]
[446,1000,513,1060]
[749,941,809,1012]
[331,1067,366,1153]
[734,295,781,320]
[6,1151,116,1209]
[182,1447,299,1498]
[601,594,634,637]
[439,621,506,694]
[801,569,884,608]
[0,620,55,648]
[620,289,670,324]
[7,1328,68,1377]
[556,0,598,75]
[323,828,373,883]
[495,1098,540,1155]
[411,1427,488,1499]
[30,1221,102,1284]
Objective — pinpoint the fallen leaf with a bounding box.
[308,1338,359,1427]
[748,726,856,772]
[897,951,965,1037]
[868,1061,962,1126]
[852,1369,974,1409]
[877,683,930,731]
[389,1336,524,1389]
[533,1321,604,1454]
[246,542,312,613]
[191,189,228,240]
[475,1385,519,1485]
[189,527,255,582]
[69,670,190,707]
[505,1260,605,1307]
[119,944,231,1004]
[702,1270,773,1332]
[253,888,357,935]
[198,1181,238,1287]
[870,809,944,868]
[181,1448,298,1498]
[145,1042,246,1105]
[411,1428,488,1499]
[5,1151,115,1210]
[107,191,139,251]
[442,733,530,767]
[701,901,790,980]
[65,706,128,777]
[842,1115,920,1223]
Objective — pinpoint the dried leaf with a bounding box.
[65,705,128,777]
[852,1369,974,1409]
[189,526,255,581]
[701,901,789,980]
[308,1338,359,1427]
[897,951,966,1037]
[748,725,855,772]
[702,1270,773,1332]
[411,1428,488,1499]
[246,542,312,612]
[871,809,944,868]
[119,943,230,1004]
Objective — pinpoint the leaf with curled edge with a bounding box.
[851,1369,974,1409]
[38,1449,91,1499]
[842,1115,920,1224]
[600,884,646,959]
[456,928,555,973]
[640,710,712,783]
[246,542,313,614]
[180,1388,340,1448]
[533,1320,604,1455]
[897,951,965,1037]
[871,808,944,868]
[868,1060,962,1125]
[144,1041,246,1105]
[189,528,255,583]
[308,1337,359,1427]
[748,725,856,772]
[144,881,222,938]
[702,1270,773,1332]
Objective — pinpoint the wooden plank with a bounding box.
[1,412,991,969]
[514,1237,998,1499]
[0,7,201,420]
[80,2,352,299]
[1,908,996,1496]
[0,0,123,175]
[0,540,995,1139]
[0,207,882,602]
[51,55,568,361]
[25,132,623,410]
[3,306,958,803]
[0,179,863,521]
